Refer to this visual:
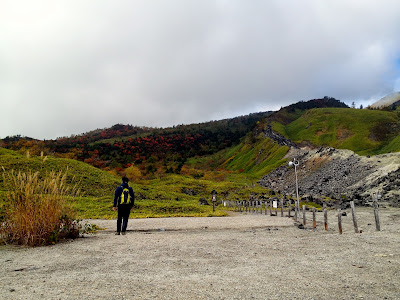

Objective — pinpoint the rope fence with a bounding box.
[223,198,381,234]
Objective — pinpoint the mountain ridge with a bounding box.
[3,96,400,209]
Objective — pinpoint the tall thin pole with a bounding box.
[289,158,300,221]
[294,160,300,218]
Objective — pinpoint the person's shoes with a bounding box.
[121,232,126,235]
[115,232,120,235]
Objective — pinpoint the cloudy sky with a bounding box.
[1,0,400,140]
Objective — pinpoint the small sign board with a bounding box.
[273,200,278,208]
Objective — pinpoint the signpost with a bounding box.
[211,190,217,212]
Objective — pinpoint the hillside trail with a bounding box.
[1,209,400,300]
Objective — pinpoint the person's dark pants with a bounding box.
[117,205,131,233]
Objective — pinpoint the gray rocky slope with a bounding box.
[258,146,400,208]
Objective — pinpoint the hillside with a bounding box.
[0,148,120,197]
[0,148,268,219]
[1,112,271,178]
[198,97,352,176]
[3,96,400,213]
[258,147,400,207]
[369,92,400,109]
[203,98,400,207]
[252,104,400,207]
[283,107,400,155]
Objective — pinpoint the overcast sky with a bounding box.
[1,0,400,140]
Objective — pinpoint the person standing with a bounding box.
[113,176,135,235]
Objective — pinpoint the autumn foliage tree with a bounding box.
[125,165,142,181]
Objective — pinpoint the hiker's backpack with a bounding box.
[120,187,131,205]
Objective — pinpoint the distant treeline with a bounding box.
[2,112,271,177]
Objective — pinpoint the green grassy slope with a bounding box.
[196,106,400,181]
[1,148,269,219]
[285,108,400,155]
[0,147,120,197]
[188,134,290,179]
[220,137,289,178]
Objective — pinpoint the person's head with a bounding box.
[122,176,129,183]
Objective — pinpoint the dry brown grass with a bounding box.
[1,168,79,246]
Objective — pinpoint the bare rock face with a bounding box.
[264,124,297,148]
[258,147,400,207]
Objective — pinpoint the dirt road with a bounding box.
[1,208,399,299]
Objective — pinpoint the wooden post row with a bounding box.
[312,207,316,229]
[350,201,359,233]
[373,199,381,231]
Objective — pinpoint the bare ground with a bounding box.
[1,207,399,300]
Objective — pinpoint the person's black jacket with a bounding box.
[113,182,135,208]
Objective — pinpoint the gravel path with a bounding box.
[1,208,399,299]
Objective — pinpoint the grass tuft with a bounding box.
[1,169,80,246]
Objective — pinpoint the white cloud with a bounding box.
[1,0,400,139]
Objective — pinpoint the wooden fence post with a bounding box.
[302,205,306,225]
[280,200,284,217]
[373,198,381,231]
[338,209,343,234]
[350,201,359,233]
[269,200,273,216]
[324,208,328,231]
[288,199,292,217]
[312,207,316,228]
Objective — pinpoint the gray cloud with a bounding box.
[1,0,400,139]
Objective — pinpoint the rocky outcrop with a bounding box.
[258,147,400,207]
[264,124,297,148]
[198,198,210,205]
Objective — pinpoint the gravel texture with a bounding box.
[259,147,400,207]
[1,208,399,300]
